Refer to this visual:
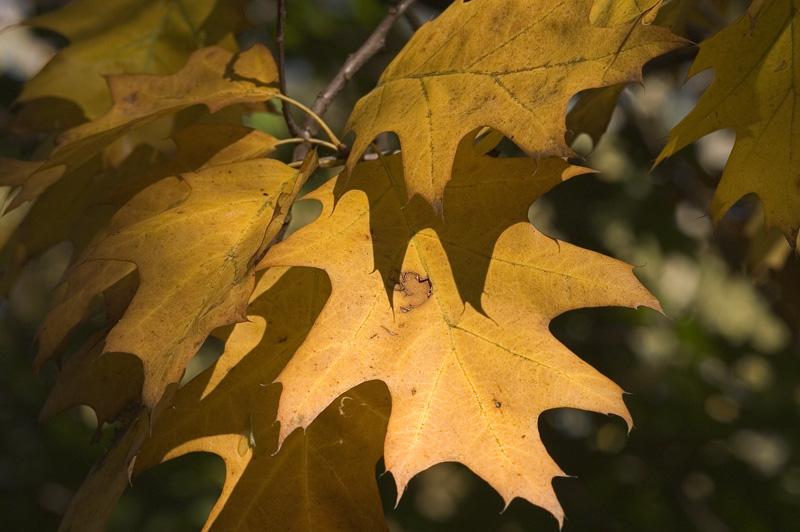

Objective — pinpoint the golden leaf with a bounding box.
[656,0,800,247]
[11,45,279,210]
[22,126,278,353]
[261,139,661,522]
[344,0,685,210]
[131,267,390,532]
[36,154,316,412]
[18,0,237,120]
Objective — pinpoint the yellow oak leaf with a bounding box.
[55,45,277,151]
[344,0,685,210]
[100,124,280,217]
[261,142,661,522]
[131,267,390,532]
[4,125,277,275]
[12,44,279,210]
[0,152,157,298]
[656,0,800,247]
[18,0,237,120]
[36,154,315,413]
[27,126,279,359]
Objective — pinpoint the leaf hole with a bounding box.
[180,335,225,387]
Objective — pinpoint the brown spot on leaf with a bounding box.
[394,271,433,313]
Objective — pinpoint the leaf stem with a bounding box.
[275,138,339,151]
[275,93,343,147]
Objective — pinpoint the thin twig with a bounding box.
[276,0,302,137]
[292,0,418,161]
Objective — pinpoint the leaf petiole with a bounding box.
[275,137,340,151]
[275,93,342,147]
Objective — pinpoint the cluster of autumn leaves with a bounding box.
[1,0,797,530]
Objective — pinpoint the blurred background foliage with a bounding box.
[0,0,798,531]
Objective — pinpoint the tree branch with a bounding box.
[292,0,418,161]
[277,0,302,137]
